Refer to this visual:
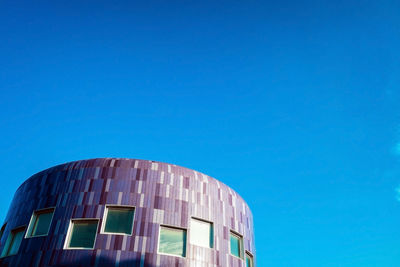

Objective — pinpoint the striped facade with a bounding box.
[0,158,255,267]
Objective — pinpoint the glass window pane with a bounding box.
[230,232,242,258]
[32,212,53,236]
[8,230,24,255]
[246,253,254,267]
[1,228,25,257]
[190,218,213,248]
[159,226,186,257]
[104,207,134,235]
[27,209,55,238]
[68,221,98,249]
[1,234,11,257]
[0,223,6,242]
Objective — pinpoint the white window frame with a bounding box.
[189,217,214,248]
[246,250,255,267]
[0,225,26,258]
[157,224,187,258]
[25,207,55,238]
[100,205,136,236]
[63,218,99,250]
[229,230,244,259]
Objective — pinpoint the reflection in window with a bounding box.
[103,206,135,235]
[230,231,243,258]
[190,218,213,248]
[65,219,98,249]
[246,251,254,267]
[26,208,55,237]
[158,225,186,257]
[1,227,25,257]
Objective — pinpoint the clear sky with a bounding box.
[1,1,399,266]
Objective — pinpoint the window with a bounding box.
[26,208,55,238]
[1,227,25,257]
[158,225,187,257]
[246,251,254,267]
[64,219,98,249]
[190,217,213,248]
[0,223,6,243]
[101,205,135,235]
[230,231,243,258]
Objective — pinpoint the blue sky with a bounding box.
[1,1,399,266]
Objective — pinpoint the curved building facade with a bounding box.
[0,158,255,267]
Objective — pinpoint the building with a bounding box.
[0,158,255,266]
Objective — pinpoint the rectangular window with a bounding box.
[158,225,187,257]
[190,217,213,248]
[101,205,135,235]
[0,223,6,243]
[1,227,25,257]
[64,219,98,249]
[246,251,254,267]
[26,208,55,238]
[230,231,243,258]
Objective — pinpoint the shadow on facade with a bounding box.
[53,255,156,267]
[0,255,158,267]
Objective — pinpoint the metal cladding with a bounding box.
[0,158,255,267]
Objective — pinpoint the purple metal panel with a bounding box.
[0,158,255,267]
